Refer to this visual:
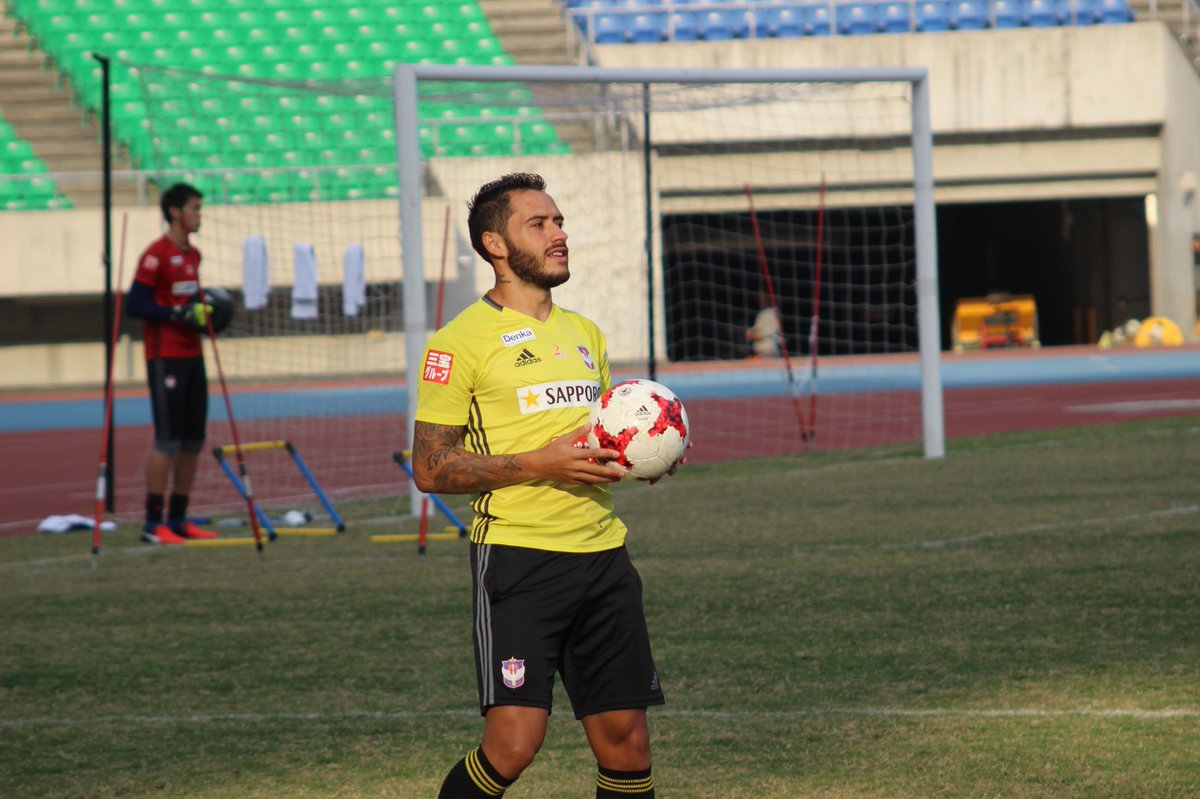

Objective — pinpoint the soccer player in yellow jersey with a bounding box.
[416,174,671,798]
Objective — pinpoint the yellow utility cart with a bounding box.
[951,294,1040,352]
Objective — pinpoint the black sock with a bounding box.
[596,765,654,798]
[438,747,513,798]
[145,493,165,528]
[167,493,189,529]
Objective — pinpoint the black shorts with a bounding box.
[147,357,207,452]
[470,543,664,720]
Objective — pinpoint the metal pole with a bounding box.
[93,52,116,510]
[642,83,655,381]
[394,65,429,517]
[910,75,945,459]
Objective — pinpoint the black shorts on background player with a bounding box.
[146,356,208,451]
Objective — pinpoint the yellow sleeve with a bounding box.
[414,330,476,427]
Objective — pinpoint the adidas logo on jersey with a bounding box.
[514,348,542,367]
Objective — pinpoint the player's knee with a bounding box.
[482,736,542,779]
[595,717,651,771]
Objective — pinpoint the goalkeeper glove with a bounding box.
[173,299,213,330]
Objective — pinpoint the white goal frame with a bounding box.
[393,65,945,511]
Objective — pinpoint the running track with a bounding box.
[2,346,1198,536]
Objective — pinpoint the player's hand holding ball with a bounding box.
[586,379,690,482]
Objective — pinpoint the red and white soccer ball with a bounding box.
[587,379,690,480]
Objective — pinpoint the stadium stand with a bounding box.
[563,0,1136,42]
[2,0,568,207]
[0,108,68,211]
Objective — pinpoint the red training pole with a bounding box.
[744,184,810,445]
[202,295,265,555]
[417,496,430,556]
[92,213,128,570]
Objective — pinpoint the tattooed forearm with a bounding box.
[412,421,526,493]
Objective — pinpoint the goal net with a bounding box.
[130,63,941,528]
[392,66,944,481]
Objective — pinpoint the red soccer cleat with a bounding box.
[145,524,187,545]
[176,521,219,540]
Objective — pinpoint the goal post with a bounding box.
[393,65,945,512]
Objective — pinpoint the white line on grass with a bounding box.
[888,504,1200,551]
[4,706,1196,729]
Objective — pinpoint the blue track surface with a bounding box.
[3,349,1198,433]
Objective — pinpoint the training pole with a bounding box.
[807,176,826,439]
[91,213,128,570]
[202,299,265,556]
[744,184,810,445]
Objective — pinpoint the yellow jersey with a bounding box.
[414,296,626,552]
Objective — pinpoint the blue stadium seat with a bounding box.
[950,0,990,28]
[837,2,881,34]
[879,1,911,31]
[1097,0,1132,22]
[755,6,805,37]
[1022,0,1062,26]
[593,13,627,43]
[914,0,952,30]
[993,0,1023,25]
[668,10,702,40]
[630,11,667,42]
[699,10,747,40]
[1064,0,1100,23]
[804,3,833,35]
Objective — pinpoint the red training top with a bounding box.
[133,235,203,360]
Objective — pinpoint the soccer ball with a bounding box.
[587,379,690,480]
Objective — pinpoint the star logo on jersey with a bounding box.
[500,657,525,689]
[578,346,595,370]
[514,348,541,367]
[520,389,541,408]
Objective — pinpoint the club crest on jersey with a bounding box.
[500,658,525,689]
[423,350,453,384]
[517,380,600,414]
[578,346,595,370]
[514,348,541,367]
[501,327,536,347]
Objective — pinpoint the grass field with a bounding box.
[3,417,1199,798]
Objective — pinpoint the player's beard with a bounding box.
[506,236,568,290]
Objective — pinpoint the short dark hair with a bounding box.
[467,173,546,264]
[160,182,203,223]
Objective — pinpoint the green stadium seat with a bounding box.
[8,0,561,206]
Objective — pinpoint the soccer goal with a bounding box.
[392,65,945,479]
[128,62,942,525]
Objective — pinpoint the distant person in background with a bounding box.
[746,293,781,358]
[125,182,219,545]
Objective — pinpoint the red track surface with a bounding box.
[3,376,1198,537]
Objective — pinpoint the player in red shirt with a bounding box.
[126,183,220,544]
